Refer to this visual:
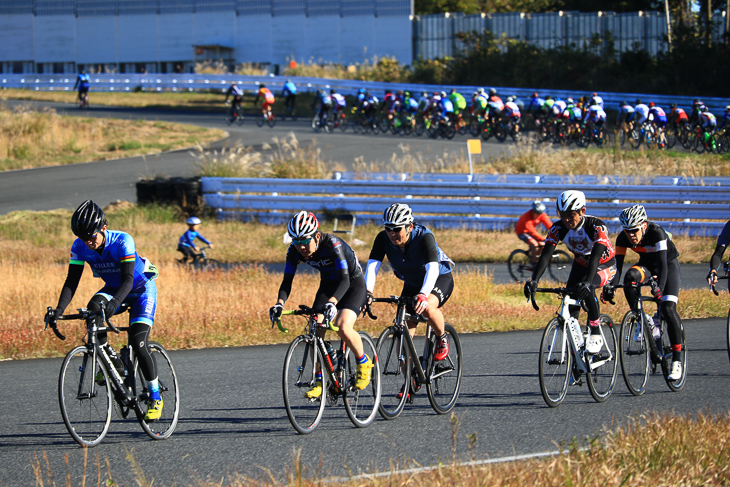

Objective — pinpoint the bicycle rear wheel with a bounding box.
[586,314,618,403]
[661,321,687,392]
[507,249,531,283]
[283,336,326,434]
[267,114,276,128]
[135,342,180,440]
[426,323,462,414]
[337,114,348,132]
[547,250,572,284]
[619,311,650,396]
[343,332,381,428]
[59,346,112,447]
[376,327,410,420]
[538,318,571,407]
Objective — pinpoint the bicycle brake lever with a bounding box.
[44,306,66,340]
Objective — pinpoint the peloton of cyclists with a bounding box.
[269,211,373,398]
[602,205,685,381]
[364,204,455,399]
[525,190,617,356]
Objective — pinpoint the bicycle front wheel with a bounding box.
[135,342,180,440]
[507,249,531,283]
[59,346,112,447]
[283,335,326,434]
[619,311,649,396]
[256,114,266,127]
[547,250,572,284]
[376,326,410,420]
[661,321,687,392]
[426,323,462,414]
[343,332,381,428]
[538,318,571,407]
[586,315,618,403]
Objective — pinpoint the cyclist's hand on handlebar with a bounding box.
[524,280,537,299]
[366,290,373,306]
[600,286,615,305]
[44,307,60,328]
[413,293,429,315]
[650,282,663,301]
[269,303,283,325]
[323,302,338,325]
[104,300,119,320]
[575,281,594,300]
[707,269,718,286]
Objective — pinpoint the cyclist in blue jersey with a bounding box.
[312,89,333,127]
[707,218,730,287]
[281,79,297,116]
[364,204,455,370]
[73,70,90,105]
[269,211,373,398]
[177,216,214,263]
[45,200,162,421]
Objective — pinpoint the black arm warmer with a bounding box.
[531,242,556,282]
[710,245,727,272]
[55,264,84,314]
[277,272,295,304]
[585,243,606,282]
[108,260,135,309]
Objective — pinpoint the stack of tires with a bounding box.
[136,177,201,212]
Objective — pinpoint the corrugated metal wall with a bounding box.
[412,10,700,60]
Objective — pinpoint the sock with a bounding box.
[588,319,600,334]
[357,354,369,364]
[315,372,322,383]
[148,378,161,401]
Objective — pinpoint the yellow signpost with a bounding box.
[467,139,482,177]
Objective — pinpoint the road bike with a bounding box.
[312,111,333,133]
[78,92,89,109]
[426,113,456,139]
[276,305,381,434]
[333,109,348,132]
[507,245,572,284]
[527,286,618,407]
[710,261,730,363]
[610,276,687,395]
[225,100,245,126]
[44,304,179,447]
[256,109,276,128]
[368,295,462,419]
[177,245,219,270]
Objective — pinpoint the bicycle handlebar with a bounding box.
[275,305,340,334]
[365,295,428,324]
[711,274,729,296]
[44,304,131,340]
[528,287,584,312]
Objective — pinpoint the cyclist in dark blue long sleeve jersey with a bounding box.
[269,211,372,398]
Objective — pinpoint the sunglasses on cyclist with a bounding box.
[384,226,404,233]
[558,210,579,219]
[624,227,642,234]
[292,236,313,245]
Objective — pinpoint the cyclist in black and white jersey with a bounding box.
[364,204,455,363]
[707,218,730,286]
[603,205,684,381]
[269,211,372,398]
[525,190,617,354]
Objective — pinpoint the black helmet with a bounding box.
[71,200,106,240]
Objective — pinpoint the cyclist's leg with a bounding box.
[519,233,539,264]
[622,265,651,306]
[660,260,683,354]
[329,280,367,359]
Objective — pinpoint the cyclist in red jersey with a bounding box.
[525,190,617,355]
[254,84,275,119]
[515,200,553,266]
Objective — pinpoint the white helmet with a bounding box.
[383,203,414,227]
[287,211,319,238]
[556,190,586,212]
[619,205,647,230]
[186,216,201,225]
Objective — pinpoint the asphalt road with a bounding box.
[0,100,726,485]
[0,100,512,215]
[2,317,729,486]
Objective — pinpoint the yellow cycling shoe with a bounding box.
[305,381,322,399]
[144,398,163,422]
[355,355,373,390]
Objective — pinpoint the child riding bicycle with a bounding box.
[177,216,214,264]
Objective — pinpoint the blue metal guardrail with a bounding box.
[201,173,729,237]
[2,74,729,114]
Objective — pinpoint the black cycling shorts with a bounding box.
[401,272,454,309]
[312,275,367,316]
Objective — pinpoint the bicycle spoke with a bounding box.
[58,347,112,447]
[283,336,326,434]
[619,311,649,396]
[538,318,570,407]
